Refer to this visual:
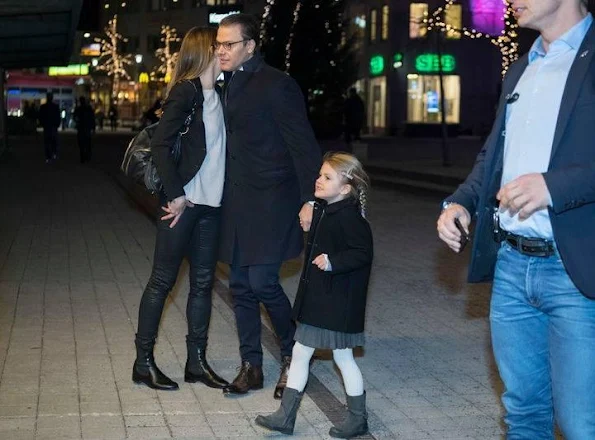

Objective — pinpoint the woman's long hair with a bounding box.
[166,26,216,98]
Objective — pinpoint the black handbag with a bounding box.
[121,80,199,193]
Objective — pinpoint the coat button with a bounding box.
[230,154,236,160]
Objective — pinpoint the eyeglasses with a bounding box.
[211,39,249,51]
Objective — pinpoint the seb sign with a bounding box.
[415,54,456,73]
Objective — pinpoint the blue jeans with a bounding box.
[491,242,595,439]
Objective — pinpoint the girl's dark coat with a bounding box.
[292,197,373,333]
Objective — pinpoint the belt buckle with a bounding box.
[492,208,505,243]
[517,236,553,257]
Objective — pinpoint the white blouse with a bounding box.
[183,88,226,207]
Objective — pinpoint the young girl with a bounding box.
[255,152,373,438]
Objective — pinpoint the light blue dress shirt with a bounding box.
[500,13,593,239]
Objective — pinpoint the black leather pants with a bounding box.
[136,202,221,351]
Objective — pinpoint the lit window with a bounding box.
[407,74,460,123]
[410,3,428,39]
[445,4,462,39]
[370,9,377,42]
[381,5,389,40]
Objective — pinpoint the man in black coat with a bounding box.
[38,92,61,163]
[215,13,321,399]
[73,97,96,163]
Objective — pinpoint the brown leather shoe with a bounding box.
[223,360,263,395]
[273,355,292,400]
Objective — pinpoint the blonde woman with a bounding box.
[132,27,228,391]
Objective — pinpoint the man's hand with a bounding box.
[437,203,471,253]
[497,173,550,220]
[161,195,192,228]
[299,202,314,232]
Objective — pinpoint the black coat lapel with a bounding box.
[551,22,595,160]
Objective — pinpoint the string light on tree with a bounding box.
[260,0,276,45]
[426,0,518,76]
[95,14,132,97]
[153,25,180,84]
[284,2,302,72]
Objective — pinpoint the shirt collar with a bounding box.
[528,13,593,63]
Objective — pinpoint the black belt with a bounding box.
[501,231,555,257]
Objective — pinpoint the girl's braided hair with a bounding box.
[323,151,371,218]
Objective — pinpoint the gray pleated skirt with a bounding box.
[295,323,365,349]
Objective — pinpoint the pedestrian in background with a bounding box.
[256,152,373,439]
[38,92,61,163]
[132,26,229,392]
[108,103,118,131]
[437,0,595,437]
[343,88,364,143]
[215,13,321,400]
[73,97,95,163]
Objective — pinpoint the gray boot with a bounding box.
[255,387,303,435]
[329,392,368,438]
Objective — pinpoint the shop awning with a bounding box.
[0,0,83,69]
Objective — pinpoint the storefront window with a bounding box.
[407,74,460,123]
[381,5,389,40]
[410,3,428,39]
[368,76,386,133]
[445,4,462,39]
[370,9,377,42]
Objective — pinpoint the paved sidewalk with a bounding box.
[0,133,510,440]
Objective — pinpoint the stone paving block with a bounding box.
[0,405,36,418]
[169,424,215,438]
[0,416,35,433]
[121,401,162,416]
[37,402,80,416]
[124,414,167,427]
[81,414,126,439]
[159,397,204,417]
[125,426,172,439]
[80,401,122,416]
[36,414,80,431]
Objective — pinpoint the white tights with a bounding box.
[286,342,364,396]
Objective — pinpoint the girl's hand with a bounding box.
[161,195,188,228]
[312,254,330,271]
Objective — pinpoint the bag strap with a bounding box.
[180,79,200,134]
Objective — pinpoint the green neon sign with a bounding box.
[48,64,90,76]
[369,55,385,76]
[415,54,456,73]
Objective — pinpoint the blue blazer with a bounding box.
[446,23,595,299]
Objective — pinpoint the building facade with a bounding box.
[347,0,507,136]
[87,0,265,119]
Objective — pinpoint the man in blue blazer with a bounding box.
[437,0,595,438]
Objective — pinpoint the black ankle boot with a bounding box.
[185,345,229,389]
[132,337,179,391]
[329,392,368,438]
[255,387,303,435]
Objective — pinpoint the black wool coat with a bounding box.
[292,198,373,333]
[150,78,207,202]
[218,54,321,266]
